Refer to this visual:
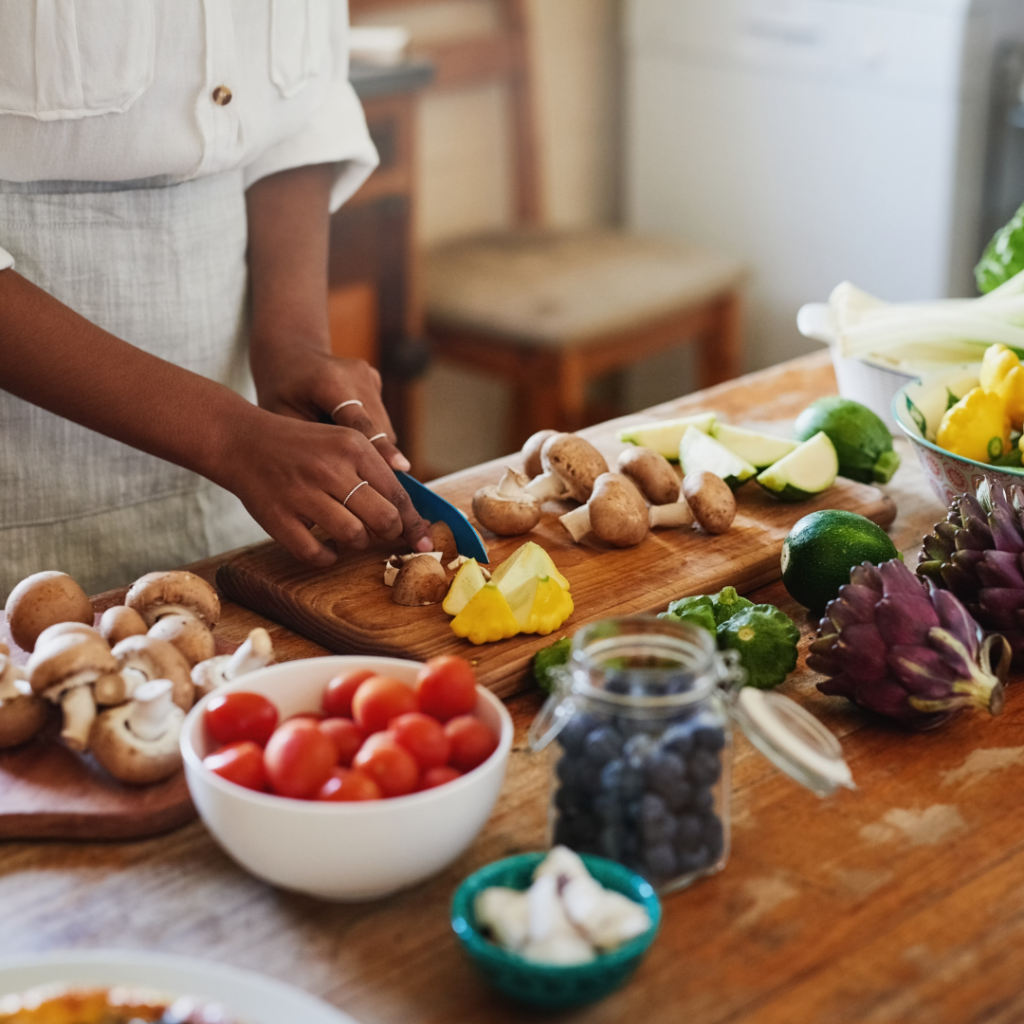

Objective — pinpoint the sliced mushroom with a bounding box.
[192,627,275,699]
[683,471,737,535]
[4,571,94,653]
[617,447,681,505]
[99,605,148,646]
[428,522,459,565]
[147,612,216,668]
[559,472,649,547]
[525,433,609,503]
[521,429,558,479]
[392,556,449,606]
[473,468,541,536]
[106,635,194,710]
[0,652,50,749]
[90,678,185,785]
[27,632,118,751]
[125,570,220,629]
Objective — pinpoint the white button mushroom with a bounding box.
[125,570,220,629]
[27,632,119,751]
[105,635,195,710]
[0,652,50,749]
[617,446,681,506]
[98,605,149,646]
[472,467,542,536]
[559,472,649,547]
[521,429,558,480]
[4,571,95,653]
[525,433,609,503]
[191,627,275,699]
[147,612,216,668]
[89,678,186,785]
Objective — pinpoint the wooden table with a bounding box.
[5,352,1024,1024]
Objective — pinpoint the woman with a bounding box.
[0,1,432,601]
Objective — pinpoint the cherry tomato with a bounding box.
[322,669,376,718]
[203,741,268,792]
[445,715,499,772]
[417,765,463,791]
[352,732,419,797]
[318,717,366,767]
[263,719,336,799]
[204,692,279,747]
[390,712,451,770]
[316,767,382,802]
[352,676,417,734]
[414,656,477,722]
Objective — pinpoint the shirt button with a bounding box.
[212,85,233,106]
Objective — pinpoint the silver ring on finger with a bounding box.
[367,432,388,443]
[342,480,369,508]
[331,399,363,418]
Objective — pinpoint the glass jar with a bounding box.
[529,616,853,894]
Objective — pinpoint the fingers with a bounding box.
[354,456,433,551]
[330,396,411,473]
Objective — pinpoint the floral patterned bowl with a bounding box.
[892,364,1024,506]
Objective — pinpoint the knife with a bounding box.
[395,471,490,563]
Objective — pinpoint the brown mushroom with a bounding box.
[392,555,449,606]
[4,571,94,653]
[522,429,558,479]
[427,521,459,565]
[617,447,681,506]
[473,468,542,536]
[99,605,149,646]
[682,471,737,535]
[90,678,185,785]
[192,627,275,698]
[525,434,609,503]
[648,498,695,530]
[27,631,118,750]
[0,652,50,749]
[125,570,220,629]
[559,472,649,547]
[148,612,216,668]
[105,635,195,710]
[34,621,103,650]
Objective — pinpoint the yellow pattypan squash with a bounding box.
[936,386,1012,463]
[450,584,521,645]
[980,344,1024,431]
[506,574,574,636]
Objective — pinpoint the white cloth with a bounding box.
[0,0,378,270]
[0,171,268,601]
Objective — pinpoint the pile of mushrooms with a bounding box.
[467,428,737,549]
[1,569,275,785]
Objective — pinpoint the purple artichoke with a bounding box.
[808,559,1009,730]
[918,479,1024,661]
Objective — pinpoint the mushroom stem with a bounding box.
[649,501,695,529]
[224,628,274,679]
[525,472,569,502]
[559,505,592,543]
[60,685,97,751]
[96,666,144,706]
[0,659,25,701]
[497,467,530,498]
[128,679,175,741]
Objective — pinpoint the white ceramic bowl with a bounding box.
[181,656,513,901]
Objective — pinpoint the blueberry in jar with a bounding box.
[688,747,722,787]
[644,749,686,799]
[674,812,704,853]
[643,841,677,880]
[583,724,622,767]
[639,793,676,845]
[557,712,600,756]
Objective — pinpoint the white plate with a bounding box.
[0,950,359,1024]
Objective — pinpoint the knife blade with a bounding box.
[395,471,490,563]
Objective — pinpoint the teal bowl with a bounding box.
[450,853,661,1009]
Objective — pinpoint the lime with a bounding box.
[781,509,899,614]
[794,397,900,484]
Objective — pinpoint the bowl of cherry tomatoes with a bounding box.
[180,654,513,900]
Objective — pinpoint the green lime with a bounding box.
[782,509,899,614]
[794,397,900,484]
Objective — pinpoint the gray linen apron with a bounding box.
[0,171,267,601]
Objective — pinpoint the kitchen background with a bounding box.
[347,0,1024,477]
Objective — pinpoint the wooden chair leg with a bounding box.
[696,290,744,390]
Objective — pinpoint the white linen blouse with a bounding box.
[0,0,379,272]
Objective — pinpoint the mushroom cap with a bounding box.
[99,605,149,646]
[427,521,459,565]
[588,473,649,548]
[522,429,558,479]
[125,570,220,629]
[35,621,103,650]
[617,447,681,506]
[112,634,195,710]
[391,556,449,606]
[541,434,609,503]
[4,571,94,653]
[89,697,185,786]
[147,612,216,668]
[472,485,541,536]
[27,632,118,697]
[682,471,736,535]
[0,654,51,748]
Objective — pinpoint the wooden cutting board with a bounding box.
[218,365,897,699]
[0,602,237,841]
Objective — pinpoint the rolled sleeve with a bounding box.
[243,77,378,211]
[0,243,13,271]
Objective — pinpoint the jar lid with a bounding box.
[730,688,854,796]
